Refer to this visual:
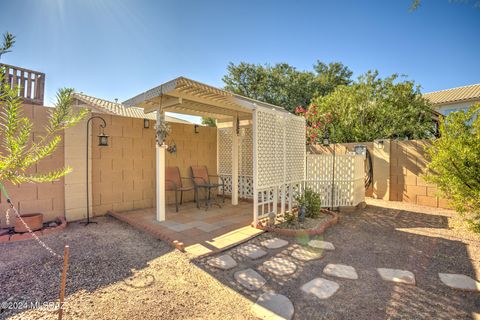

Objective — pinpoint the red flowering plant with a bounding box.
[295,103,334,145]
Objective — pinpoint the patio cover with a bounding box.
[123,77,304,224]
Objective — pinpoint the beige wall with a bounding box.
[390,140,450,209]
[309,140,451,209]
[0,104,65,226]
[90,115,217,216]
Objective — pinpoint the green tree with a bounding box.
[201,117,216,127]
[296,71,437,144]
[0,32,87,186]
[425,104,480,232]
[222,61,352,112]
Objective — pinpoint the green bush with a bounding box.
[425,104,480,232]
[295,188,322,218]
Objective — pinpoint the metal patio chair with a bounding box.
[165,166,195,212]
[190,165,225,210]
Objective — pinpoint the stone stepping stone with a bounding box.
[234,268,266,291]
[323,264,358,280]
[308,240,335,251]
[261,238,289,249]
[301,277,340,299]
[439,273,480,292]
[377,268,415,285]
[237,244,267,259]
[207,254,237,270]
[251,292,294,320]
[291,247,323,261]
[263,257,297,276]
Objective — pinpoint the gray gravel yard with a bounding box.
[0,216,255,320]
[196,199,480,320]
[1,199,479,320]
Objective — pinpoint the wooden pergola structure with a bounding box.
[124,77,306,225]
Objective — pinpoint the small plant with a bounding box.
[295,188,321,218]
[283,210,297,224]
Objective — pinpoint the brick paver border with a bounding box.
[254,209,338,237]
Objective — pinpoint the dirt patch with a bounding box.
[0,216,256,320]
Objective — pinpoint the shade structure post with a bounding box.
[252,109,258,226]
[156,110,166,221]
[231,115,239,205]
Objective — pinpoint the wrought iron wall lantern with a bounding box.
[194,124,200,134]
[143,118,150,129]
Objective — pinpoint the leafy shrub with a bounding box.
[425,104,480,232]
[295,188,322,218]
[283,210,297,224]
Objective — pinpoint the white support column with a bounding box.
[156,110,166,221]
[231,115,239,205]
[252,110,258,226]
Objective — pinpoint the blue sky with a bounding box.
[0,0,479,123]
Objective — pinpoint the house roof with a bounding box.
[122,76,292,119]
[73,92,194,124]
[424,83,480,106]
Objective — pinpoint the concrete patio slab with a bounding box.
[207,254,237,270]
[263,257,297,276]
[237,244,267,259]
[323,264,358,280]
[109,200,264,257]
[234,268,266,290]
[308,240,335,250]
[251,292,294,320]
[291,247,323,261]
[301,277,340,299]
[377,268,416,285]
[261,238,289,249]
[439,273,480,291]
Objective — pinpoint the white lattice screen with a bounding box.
[218,124,254,198]
[253,108,306,223]
[305,154,365,207]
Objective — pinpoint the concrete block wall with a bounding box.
[90,115,218,216]
[0,104,65,226]
[390,140,451,209]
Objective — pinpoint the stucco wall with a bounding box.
[0,104,65,226]
[90,115,217,216]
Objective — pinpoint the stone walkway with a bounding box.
[205,235,480,320]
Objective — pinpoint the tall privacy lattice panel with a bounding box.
[305,154,365,207]
[253,108,306,224]
[218,124,253,198]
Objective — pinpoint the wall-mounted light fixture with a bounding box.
[143,118,150,129]
[375,140,385,150]
[322,130,330,146]
[194,124,200,134]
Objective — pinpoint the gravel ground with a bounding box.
[0,216,255,320]
[196,199,480,320]
[1,200,479,320]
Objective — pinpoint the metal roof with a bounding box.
[73,92,193,124]
[123,76,292,120]
[424,83,480,106]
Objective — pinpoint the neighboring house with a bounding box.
[424,83,480,116]
[73,92,195,125]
